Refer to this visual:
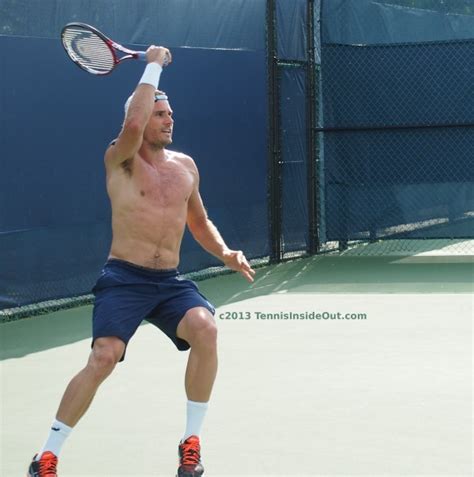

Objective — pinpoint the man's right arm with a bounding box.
[105,46,171,169]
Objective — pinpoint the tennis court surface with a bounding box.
[2,248,472,476]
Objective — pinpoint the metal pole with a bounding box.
[307,0,319,255]
[267,0,282,263]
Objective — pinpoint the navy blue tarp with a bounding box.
[0,29,268,308]
[320,2,474,242]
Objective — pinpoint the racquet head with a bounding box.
[61,23,117,75]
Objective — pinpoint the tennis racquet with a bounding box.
[61,23,167,76]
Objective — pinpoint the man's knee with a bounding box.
[178,308,217,349]
[88,337,124,379]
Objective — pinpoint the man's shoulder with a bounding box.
[167,150,197,169]
[167,149,193,162]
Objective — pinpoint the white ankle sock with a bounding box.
[183,400,209,441]
[37,419,72,459]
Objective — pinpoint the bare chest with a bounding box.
[129,159,195,207]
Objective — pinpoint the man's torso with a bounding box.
[105,148,196,269]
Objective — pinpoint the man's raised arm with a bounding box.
[105,46,171,168]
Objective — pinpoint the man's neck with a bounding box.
[140,141,167,163]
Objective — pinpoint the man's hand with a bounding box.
[223,250,256,283]
[146,45,172,67]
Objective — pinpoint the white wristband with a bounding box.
[139,62,162,89]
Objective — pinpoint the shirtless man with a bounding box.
[28,46,255,477]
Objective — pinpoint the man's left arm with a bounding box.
[186,167,255,283]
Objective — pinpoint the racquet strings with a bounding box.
[62,26,115,74]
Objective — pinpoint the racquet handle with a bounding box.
[136,51,169,66]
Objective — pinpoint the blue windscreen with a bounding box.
[321,36,474,241]
[0,36,268,309]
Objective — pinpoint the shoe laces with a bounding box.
[180,437,201,466]
[39,453,58,476]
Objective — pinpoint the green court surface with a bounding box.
[1,253,473,476]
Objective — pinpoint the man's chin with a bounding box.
[153,138,172,148]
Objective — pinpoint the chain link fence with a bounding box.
[319,39,474,255]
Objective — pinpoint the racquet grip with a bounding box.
[137,50,169,66]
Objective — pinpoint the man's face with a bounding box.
[144,100,174,147]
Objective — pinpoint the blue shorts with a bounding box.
[91,259,215,361]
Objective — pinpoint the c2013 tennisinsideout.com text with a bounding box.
[218,311,368,321]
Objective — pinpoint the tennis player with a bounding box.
[28,45,255,477]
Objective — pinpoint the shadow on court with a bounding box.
[0,306,92,361]
[1,253,472,360]
[199,253,473,305]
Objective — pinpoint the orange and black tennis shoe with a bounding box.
[27,451,58,477]
[177,435,204,477]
